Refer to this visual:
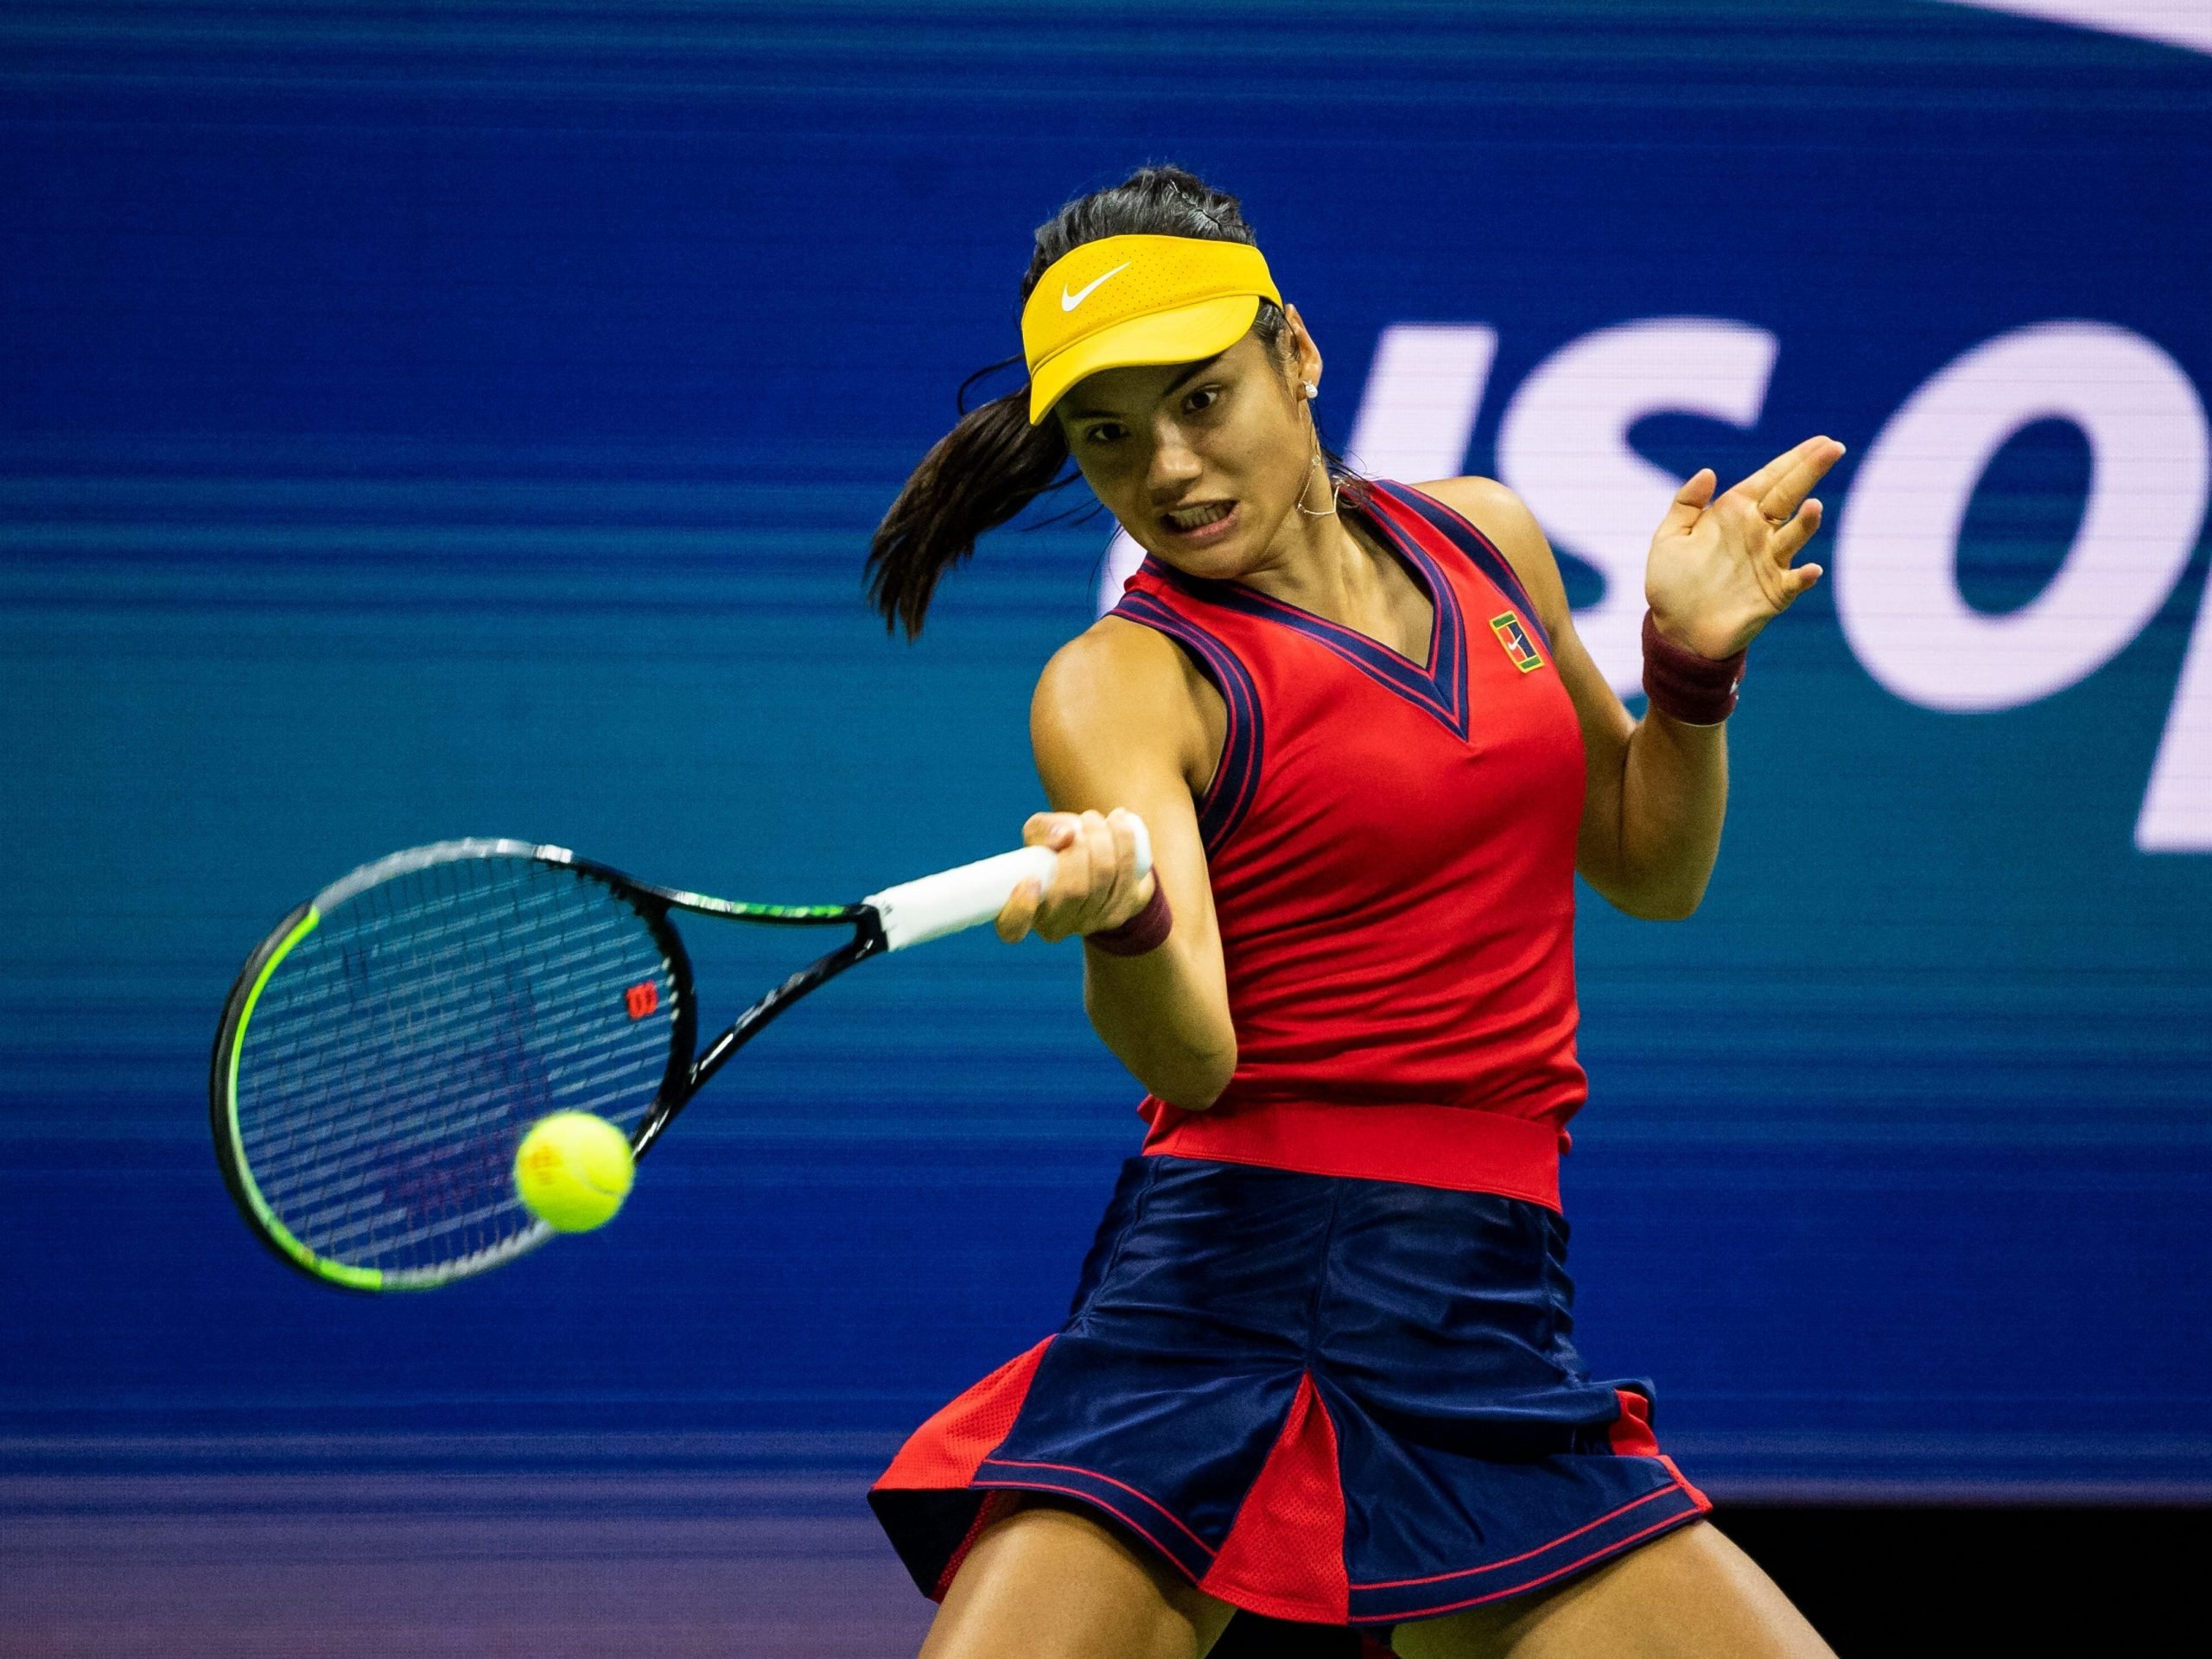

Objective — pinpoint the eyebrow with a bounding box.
[1065,353,1228,421]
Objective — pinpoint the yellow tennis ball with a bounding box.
[513,1111,634,1233]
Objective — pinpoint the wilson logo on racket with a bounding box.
[1490,611,1546,674]
[624,981,660,1020]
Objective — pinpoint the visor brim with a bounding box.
[1027,294,1263,424]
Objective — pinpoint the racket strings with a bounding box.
[232,855,677,1279]
[251,916,658,1173]
[256,877,660,1268]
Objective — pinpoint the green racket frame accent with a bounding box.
[213,906,388,1291]
[649,892,854,924]
[209,841,876,1292]
[207,833,1047,1292]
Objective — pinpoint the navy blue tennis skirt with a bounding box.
[870,1154,1707,1628]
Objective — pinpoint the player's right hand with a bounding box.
[996,808,1156,944]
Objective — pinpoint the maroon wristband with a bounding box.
[1641,610,1746,726]
[1086,879,1173,957]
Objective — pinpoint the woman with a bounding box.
[864,166,1840,1659]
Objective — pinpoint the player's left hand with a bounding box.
[1643,435,1846,658]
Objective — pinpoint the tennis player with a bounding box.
[865,166,1840,1659]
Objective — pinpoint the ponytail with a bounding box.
[867,376,1074,639]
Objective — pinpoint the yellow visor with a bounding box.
[1021,234,1281,424]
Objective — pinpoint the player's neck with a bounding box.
[1239,502,1431,660]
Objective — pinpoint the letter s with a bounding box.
[1495,320,1779,696]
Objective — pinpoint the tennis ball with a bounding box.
[513,1111,634,1233]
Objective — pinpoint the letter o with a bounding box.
[1835,321,2210,713]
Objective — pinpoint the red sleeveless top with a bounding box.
[1110,481,1587,1211]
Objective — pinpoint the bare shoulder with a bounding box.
[1407,474,1570,635]
[1033,614,1195,728]
[1032,614,1217,789]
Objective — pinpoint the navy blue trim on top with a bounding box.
[1370,481,1553,655]
[1109,590,1264,852]
[1144,505,1471,742]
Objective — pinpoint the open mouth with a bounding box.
[1159,500,1237,538]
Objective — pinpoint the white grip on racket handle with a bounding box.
[865,816,1154,953]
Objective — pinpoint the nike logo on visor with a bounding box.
[1061,263,1131,312]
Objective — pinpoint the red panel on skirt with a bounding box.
[876,1338,1049,1489]
[1201,1372,1351,1624]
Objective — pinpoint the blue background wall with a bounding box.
[4,3,2210,1649]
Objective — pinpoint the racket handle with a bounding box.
[866,816,1154,953]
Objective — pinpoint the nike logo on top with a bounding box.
[1061,263,1131,312]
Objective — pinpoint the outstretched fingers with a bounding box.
[1771,496,1826,562]
[1735,435,1846,524]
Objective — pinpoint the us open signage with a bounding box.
[1098,319,2212,853]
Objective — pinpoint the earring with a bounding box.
[1301,381,1319,400]
[1295,430,1340,519]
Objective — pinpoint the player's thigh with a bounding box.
[1389,1521,1835,1659]
[919,1497,1240,1659]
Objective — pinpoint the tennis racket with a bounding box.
[210,830,1147,1293]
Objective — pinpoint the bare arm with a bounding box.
[994,616,1238,1109]
[1421,446,1843,920]
[1423,476,1720,918]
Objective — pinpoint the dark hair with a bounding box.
[867,164,1306,637]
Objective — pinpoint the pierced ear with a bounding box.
[1292,302,1318,393]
